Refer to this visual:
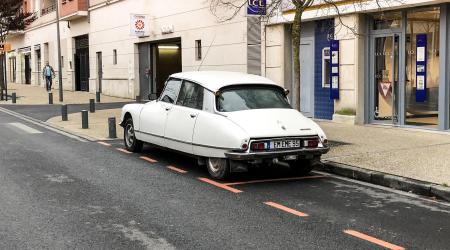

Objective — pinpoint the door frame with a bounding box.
[368,31,406,126]
[298,38,315,118]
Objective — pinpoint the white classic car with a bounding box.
[120,71,329,179]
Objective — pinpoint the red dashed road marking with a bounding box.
[167,165,188,174]
[198,177,243,193]
[264,201,308,217]
[140,156,158,163]
[97,141,111,147]
[116,148,132,154]
[344,230,405,250]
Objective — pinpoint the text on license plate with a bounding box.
[272,140,301,149]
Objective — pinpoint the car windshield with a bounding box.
[216,85,292,112]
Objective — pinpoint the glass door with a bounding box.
[372,34,400,124]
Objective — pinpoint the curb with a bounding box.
[318,161,450,202]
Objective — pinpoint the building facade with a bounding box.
[6,0,261,100]
[265,0,450,131]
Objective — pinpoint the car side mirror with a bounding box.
[284,89,290,96]
[148,93,158,101]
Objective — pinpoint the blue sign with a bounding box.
[247,0,266,15]
[416,34,427,102]
[330,40,340,100]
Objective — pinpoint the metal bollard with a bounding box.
[61,104,68,121]
[48,92,53,104]
[108,117,117,138]
[89,98,95,113]
[81,110,89,129]
[12,93,16,104]
[136,95,140,102]
[96,91,101,103]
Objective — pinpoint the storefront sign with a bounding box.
[130,14,149,37]
[416,34,427,102]
[330,39,339,100]
[161,25,174,35]
[247,0,266,15]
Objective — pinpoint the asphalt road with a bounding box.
[0,109,449,250]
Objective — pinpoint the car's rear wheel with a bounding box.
[124,118,143,152]
[288,157,321,176]
[207,158,229,180]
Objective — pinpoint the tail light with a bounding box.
[250,142,269,151]
[303,139,319,148]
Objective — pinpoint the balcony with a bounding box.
[60,0,88,21]
[41,3,56,16]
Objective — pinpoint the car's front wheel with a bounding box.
[207,158,229,180]
[124,118,143,152]
[288,157,321,176]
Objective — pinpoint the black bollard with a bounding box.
[108,117,117,138]
[96,91,101,103]
[136,95,140,102]
[89,99,95,113]
[61,104,68,121]
[12,93,16,104]
[48,92,53,104]
[81,110,88,129]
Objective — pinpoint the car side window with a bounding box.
[160,79,182,104]
[176,80,204,110]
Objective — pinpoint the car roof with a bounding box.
[170,71,282,92]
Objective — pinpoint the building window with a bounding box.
[113,49,117,65]
[195,40,202,61]
[322,47,330,88]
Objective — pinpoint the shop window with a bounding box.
[113,49,117,65]
[372,11,402,30]
[322,47,330,88]
[195,40,202,61]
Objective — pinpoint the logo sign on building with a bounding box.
[329,39,340,100]
[0,43,12,53]
[247,0,266,16]
[416,34,427,102]
[130,14,149,37]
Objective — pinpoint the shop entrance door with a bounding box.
[370,34,402,124]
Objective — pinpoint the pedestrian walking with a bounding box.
[42,62,55,92]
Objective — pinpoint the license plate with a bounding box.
[272,140,301,149]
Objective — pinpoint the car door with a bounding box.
[164,80,204,154]
[139,78,182,147]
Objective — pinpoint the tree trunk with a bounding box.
[292,9,302,111]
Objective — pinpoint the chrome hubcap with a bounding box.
[125,124,135,147]
[208,158,223,173]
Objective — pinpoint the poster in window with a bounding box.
[329,39,340,100]
[416,34,427,102]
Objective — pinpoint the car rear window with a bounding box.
[216,85,292,112]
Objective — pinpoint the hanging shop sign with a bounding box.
[330,39,340,100]
[380,81,392,97]
[416,34,427,102]
[130,14,150,37]
[247,0,266,15]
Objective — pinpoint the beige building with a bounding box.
[7,0,262,100]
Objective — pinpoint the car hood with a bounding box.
[224,109,325,139]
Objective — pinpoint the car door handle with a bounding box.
[165,107,171,111]
[190,114,197,118]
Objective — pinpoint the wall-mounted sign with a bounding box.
[18,46,31,54]
[161,25,174,35]
[416,34,427,102]
[330,39,339,100]
[130,14,149,37]
[0,43,12,53]
[247,0,266,15]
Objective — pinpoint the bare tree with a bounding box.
[209,0,401,111]
[0,0,35,99]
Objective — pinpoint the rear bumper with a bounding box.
[224,146,330,161]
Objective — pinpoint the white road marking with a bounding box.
[0,107,87,142]
[7,122,43,134]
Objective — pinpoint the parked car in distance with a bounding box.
[120,71,329,179]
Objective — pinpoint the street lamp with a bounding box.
[55,0,63,102]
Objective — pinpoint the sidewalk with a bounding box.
[2,83,131,105]
[319,121,450,186]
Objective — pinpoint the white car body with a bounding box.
[120,71,329,164]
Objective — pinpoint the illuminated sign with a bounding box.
[247,0,266,15]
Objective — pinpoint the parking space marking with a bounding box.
[98,141,112,147]
[344,230,404,250]
[140,156,158,163]
[7,122,43,134]
[198,177,243,193]
[264,201,308,217]
[116,148,132,154]
[224,175,326,186]
[167,165,188,174]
